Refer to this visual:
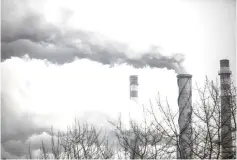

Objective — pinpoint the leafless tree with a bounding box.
[27,77,236,159]
[27,142,32,159]
[110,76,236,159]
[191,77,236,159]
[28,119,114,159]
[50,127,61,159]
[59,119,114,159]
[38,141,50,159]
[110,103,178,159]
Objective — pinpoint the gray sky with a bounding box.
[1,0,236,158]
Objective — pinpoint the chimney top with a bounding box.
[130,75,138,85]
[220,59,229,67]
[177,74,192,78]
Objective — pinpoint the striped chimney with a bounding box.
[177,74,193,159]
[129,75,138,102]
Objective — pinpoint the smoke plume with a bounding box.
[1,0,185,73]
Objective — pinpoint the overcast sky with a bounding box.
[1,0,236,158]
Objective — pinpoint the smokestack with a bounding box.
[177,74,193,159]
[129,75,138,102]
[218,59,233,158]
[128,75,139,158]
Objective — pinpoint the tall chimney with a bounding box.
[218,59,233,158]
[129,75,138,102]
[128,75,139,158]
[177,74,193,159]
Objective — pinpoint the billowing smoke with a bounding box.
[1,0,185,73]
[1,1,184,158]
